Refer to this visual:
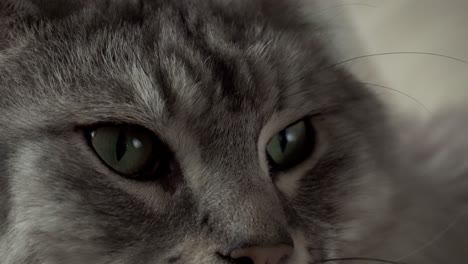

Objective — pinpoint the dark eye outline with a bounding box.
[83,123,171,181]
[266,117,316,172]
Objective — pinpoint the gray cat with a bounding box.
[0,0,467,263]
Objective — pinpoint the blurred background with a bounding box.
[306,0,468,119]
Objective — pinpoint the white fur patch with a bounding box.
[288,231,311,264]
[2,143,107,263]
[275,169,304,198]
[0,144,43,263]
[128,64,166,118]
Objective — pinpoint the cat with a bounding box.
[0,0,467,263]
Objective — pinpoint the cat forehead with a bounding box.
[0,0,358,137]
[3,8,317,98]
[30,13,280,115]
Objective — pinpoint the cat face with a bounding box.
[0,0,391,263]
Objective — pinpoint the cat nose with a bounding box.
[229,244,293,264]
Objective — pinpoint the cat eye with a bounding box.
[266,119,316,171]
[86,125,164,178]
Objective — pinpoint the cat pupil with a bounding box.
[115,129,128,162]
[279,130,288,153]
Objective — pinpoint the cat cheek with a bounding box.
[275,171,305,198]
[274,138,326,199]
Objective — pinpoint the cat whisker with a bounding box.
[312,3,378,17]
[284,52,468,94]
[282,82,425,116]
[394,209,467,261]
[312,257,407,264]
[332,3,378,8]
[357,82,430,114]
[321,52,468,72]
[307,247,340,252]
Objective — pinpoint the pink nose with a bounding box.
[230,244,293,264]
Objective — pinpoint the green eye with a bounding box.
[88,125,162,177]
[266,119,316,170]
